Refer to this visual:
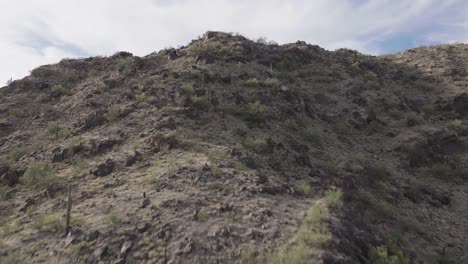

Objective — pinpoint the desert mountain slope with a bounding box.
[0,32,466,264]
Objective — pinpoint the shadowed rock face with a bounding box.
[0,33,467,264]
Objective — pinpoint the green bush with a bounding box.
[369,246,410,264]
[335,119,351,135]
[104,105,122,121]
[450,119,463,129]
[47,122,72,140]
[245,78,260,87]
[242,138,271,154]
[31,66,53,77]
[20,162,61,188]
[271,245,309,264]
[10,148,27,161]
[263,78,280,87]
[303,128,321,145]
[50,85,67,97]
[242,101,267,122]
[32,215,63,233]
[296,180,312,196]
[136,93,147,104]
[431,163,451,178]
[190,95,211,111]
[180,84,195,95]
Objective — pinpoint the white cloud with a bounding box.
[0,0,467,83]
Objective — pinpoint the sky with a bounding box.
[1,0,468,83]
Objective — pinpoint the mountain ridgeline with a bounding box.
[0,31,467,263]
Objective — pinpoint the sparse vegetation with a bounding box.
[303,128,321,145]
[245,78,260,87]
[242,137,271,154]
[1,222,21,238]
[190,95,211,111]
[271,190,342,263]
[296,180,312,196]
[20,162,62,189]
[263,78,280,87]
[47,122,72,140]
[32,215,63,233]
[335,119,351,134]
[369,246,410,264]
[136,93,147,104]
[450,119,463,129]
[50,84,67,97]
[104,104,122,121]
[242,101,267,122]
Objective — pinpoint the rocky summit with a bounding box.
[0,31,466,264]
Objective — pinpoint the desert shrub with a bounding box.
[20,162,61,188]
[190,95,211,111]
[32,215,63,233]
[369,246,410,264]
[335,119,351,134]
[431,163,451,178]
[0,251,21,264]
[180,84,195,95]
[106,211,122,225]
[263,78,280,87]
[1,222,20,237]
[450,119,463,129]
[136,93,147,104]
[144,75,159,87]
[233,161,248,171]
[406,113,423,126]
[60,95,71,102]
[420,104,434,114]
[47,122,72,140]
[195,210,207,222]
[104,105,122,121]
[50,85,67,97]
[367,120,382,133]
[324,189,343,208]
[242,138,271,154]
[241,248,256,264]
[364,70,378,81]
[431,162,467,180]
[10,147,27,161]
[245,78,260,87]
[296,180,312,195]
[357,190,394,219]
[349,163,364,173]
[303,128,321,145]
[40,104,55,114]
[9,109,28,118]
[210,167,222,177]
[31,66,53,77]
[242,101,267,123]
[313,93,331,104]
[271,245,309,264]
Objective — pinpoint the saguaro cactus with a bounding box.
[65,184,72,236]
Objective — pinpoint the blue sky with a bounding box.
[1,0,468,83]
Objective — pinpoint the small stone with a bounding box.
[137,223,150,233]
[141,198,151,208]
[93,244,108,260]
[114,258,125,264]
[86,230,100,241]
[120,241,133,255]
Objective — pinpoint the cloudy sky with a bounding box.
[1,0,468,83]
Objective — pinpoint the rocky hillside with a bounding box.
[0,32,466,264]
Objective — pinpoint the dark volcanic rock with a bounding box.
[91,159,115,177]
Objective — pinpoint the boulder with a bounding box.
[91,159,115,177]
[453,93,468,115]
